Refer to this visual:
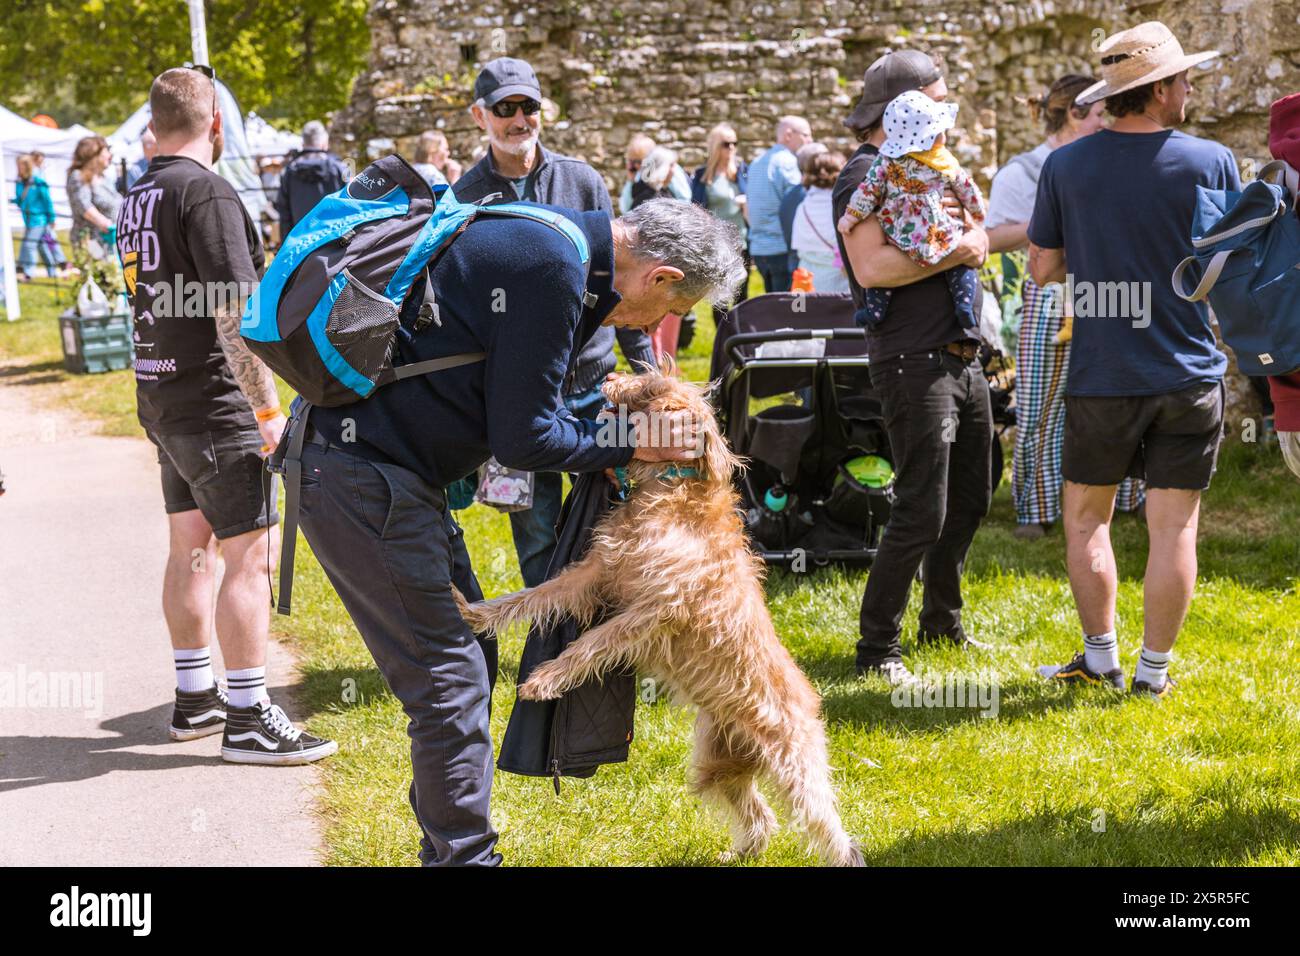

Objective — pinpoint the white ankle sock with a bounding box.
[226,666,269,708]
[1134,646,1171,688]
[1083,630,1120,675]
[174,647,215,693]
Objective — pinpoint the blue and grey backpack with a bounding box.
[241,153,590,405]
[241,154,592,613]
[1172,159,1300,377]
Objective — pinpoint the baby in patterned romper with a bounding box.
[837,90,986,330]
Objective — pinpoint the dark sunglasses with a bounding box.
[722,141,737,148]
[188,63,218,117]
[489,98,541,119]
[626,159,642,171]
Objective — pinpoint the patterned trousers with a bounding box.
[1011,279,1145,525]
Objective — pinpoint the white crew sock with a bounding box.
[226,666,270,708]
[1083,630,1120,676]
[174,647,215,693]
[1134,646,1171,689]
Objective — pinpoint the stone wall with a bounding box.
[336,0,1297,188]
[334,0,1300,421]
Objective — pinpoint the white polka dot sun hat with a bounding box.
[879,89,960,159]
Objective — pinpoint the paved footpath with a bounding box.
[0,371,324,865]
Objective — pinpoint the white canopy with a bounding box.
[0,104,98,229]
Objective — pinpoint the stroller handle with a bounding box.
[723,328,867,367]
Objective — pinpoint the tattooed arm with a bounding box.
[188,192,286,453]
[215,302,286,453]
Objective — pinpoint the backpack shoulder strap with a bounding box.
[1258,159,1300,199]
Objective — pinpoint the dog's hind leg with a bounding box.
[764,730,862,867]
[689,713,777,862]
[515,608,644,701]
[461,551,604,636]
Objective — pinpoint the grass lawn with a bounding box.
[5,274,1299,866]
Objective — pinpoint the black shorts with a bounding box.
[147,426,279,539]
[1062,380,1225,490]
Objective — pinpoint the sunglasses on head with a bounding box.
[489,98,541,119]
[188,63,218,117]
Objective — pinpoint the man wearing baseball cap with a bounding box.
[1027,21,1239,698]
[452,57,656,608]
[835,50,994,686]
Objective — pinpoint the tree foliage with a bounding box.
[0,0,370,130]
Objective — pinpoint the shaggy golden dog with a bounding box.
[457,362,862,866]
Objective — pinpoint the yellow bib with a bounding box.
[908,144,962,179]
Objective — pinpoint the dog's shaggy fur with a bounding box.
[457,361,861,866]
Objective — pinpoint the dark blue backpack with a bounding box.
[1172,160,1300,376]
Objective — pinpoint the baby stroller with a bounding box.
[710,292,894,567]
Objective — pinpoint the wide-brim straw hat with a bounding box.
[1075,21,1219,106]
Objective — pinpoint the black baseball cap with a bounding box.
[474,57,542,107]
[843,50,943,131]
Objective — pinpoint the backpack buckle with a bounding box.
[415,299,440,331]
[413,270,440,331]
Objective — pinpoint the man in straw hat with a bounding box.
[1027,21,1240,698]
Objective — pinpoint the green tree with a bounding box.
[0,0,370,130]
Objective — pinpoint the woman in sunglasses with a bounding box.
[690,123,752,335]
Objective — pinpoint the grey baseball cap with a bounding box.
[474,56,542,107]
[843,50,943,131]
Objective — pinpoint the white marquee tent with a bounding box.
[0,104,97,229]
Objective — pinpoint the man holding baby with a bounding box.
[835,50,994,685]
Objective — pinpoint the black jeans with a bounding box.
[857,349,993,668]
[297,441,500,866]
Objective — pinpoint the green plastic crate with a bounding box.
[59,308,134,374]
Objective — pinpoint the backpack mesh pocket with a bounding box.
[326,270,400,383]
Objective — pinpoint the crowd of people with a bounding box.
[73,17,1300,868]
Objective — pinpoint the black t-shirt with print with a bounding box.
[116,155,264,435]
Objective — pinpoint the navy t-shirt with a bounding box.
[1028,129,1240,396]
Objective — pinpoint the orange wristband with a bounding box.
[255,406,283,422]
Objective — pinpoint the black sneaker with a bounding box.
[169,685,229,741]
[221,701,338,765]
[1131,675,1177,699]
[917,626,993,651]
[856,660,918,687]
[1037,651,1125,690]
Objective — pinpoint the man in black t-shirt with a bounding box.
[834,51,994,684]
[116,67,335,765]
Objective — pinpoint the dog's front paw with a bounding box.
[518,664,566,701]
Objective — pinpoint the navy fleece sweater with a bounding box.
[308,206,636,487]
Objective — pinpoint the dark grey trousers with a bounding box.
[297,440,501,866]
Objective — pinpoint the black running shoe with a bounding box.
[1131,675,1177,699]
[221,701,338,765]
[169,685,229,741]
[1037,651,1125,690]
